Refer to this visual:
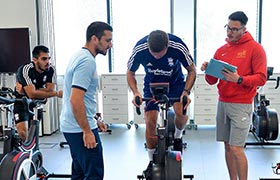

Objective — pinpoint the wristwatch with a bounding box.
[183,89,191,95]
[237,76,243,84]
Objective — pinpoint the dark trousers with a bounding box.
[64,128,104,180]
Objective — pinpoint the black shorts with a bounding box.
[13,102,43,124]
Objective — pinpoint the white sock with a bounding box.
[147,148,155,161]
[174,127,183,139]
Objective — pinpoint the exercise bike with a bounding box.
[245,67,280,147]
[0,88,71,179]
[135,82,194,180]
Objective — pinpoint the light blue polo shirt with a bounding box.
[60,48,98,133]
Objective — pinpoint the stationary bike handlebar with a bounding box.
[267,76,280,89]
[134,95,188,115]
[0,96,47,115]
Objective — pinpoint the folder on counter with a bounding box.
[205,58,237,80]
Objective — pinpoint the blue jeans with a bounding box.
[63,128,104,180]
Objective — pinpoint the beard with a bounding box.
[96,47,107,56]
[39,64,49,72]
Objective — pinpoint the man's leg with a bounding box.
[14,104,30,142]
[173,102,188,151]
[145,110,158,160]
[173,102,188,132]
[173,102,188,137]
[15,120,29,142]
[224,142,238,180]
[142,110,158,179]
[231,145,248,180]
[226,102,251,180]
[64,129,104,180]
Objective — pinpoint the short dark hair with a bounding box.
[147,30,169,53]
[32,45,49,58]
[228,11,248,26]
[86,21,113,42]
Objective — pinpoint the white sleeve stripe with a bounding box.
[127,43,148,70]
[22,63,34,85]
[169,41,193,66]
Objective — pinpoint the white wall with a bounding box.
[0,0,38,88]
[0,0,38,47]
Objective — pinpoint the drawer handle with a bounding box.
[204,118,212,121]
[112,108,119,110]
[204,109,211,111]
[111,98,119,101]
[111,88,119,91]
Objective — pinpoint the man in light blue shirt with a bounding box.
[60,21,113,180]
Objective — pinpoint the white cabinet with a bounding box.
[193,74,218,125]
[101,74,132,127]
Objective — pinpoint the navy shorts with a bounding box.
[144,83,184,112]
[63,128,104,180]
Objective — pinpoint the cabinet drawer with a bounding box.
[102,85,128,94]
[194,84,217,94]
[135,74,145,83]
[133,106,145,123]
[194,95,217,105]
[195,74,209,85]
[102,104,128,114]
[262,81,280,94]
[103,95,128,105]
[134,114,145,124]
[194,115,216,125]
[101,74,127,85]
[265,94,280,105]
[103,114,129,124]
[194,105,217,115]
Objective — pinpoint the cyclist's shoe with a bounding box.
[173,138,183,153]
[143,161,153,180]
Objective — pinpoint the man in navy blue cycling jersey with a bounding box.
[127,30,196,178]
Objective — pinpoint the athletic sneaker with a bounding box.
[173,138,183,152]
[143,161,153,180]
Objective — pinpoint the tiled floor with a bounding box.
[2,124,280,180]
[36,124,280,180]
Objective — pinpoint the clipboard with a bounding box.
[205,58,237,80]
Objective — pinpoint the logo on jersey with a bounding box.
[43,75,47,82]
[237,50,246,58]
[146,62,153,67]
[147,68,173,76]
[168,58,174,67]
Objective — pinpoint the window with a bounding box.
[262,0,280,73]
[196,0,257,73]
[111,0,170,74]
[53,0,107,75]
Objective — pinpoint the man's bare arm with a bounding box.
[127,70,140,96]
[23,83,58,99]
[184,63,197,94]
